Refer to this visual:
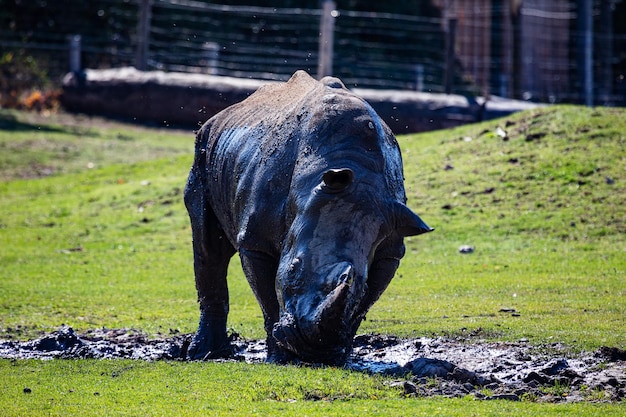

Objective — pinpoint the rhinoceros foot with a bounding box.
[265,337,298,364]
[186,315,232,360]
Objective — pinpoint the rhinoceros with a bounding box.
[184,70,432,364]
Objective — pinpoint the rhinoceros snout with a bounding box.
[272,261,364,363]
[272,315,350,364]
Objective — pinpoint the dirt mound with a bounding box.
[1,326,623,402]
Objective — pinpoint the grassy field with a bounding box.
[0,106,624,415]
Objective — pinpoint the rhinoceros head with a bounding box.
[271,87,432,364]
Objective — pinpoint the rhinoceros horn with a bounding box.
[311,262,355,326]
[393,202,434,237]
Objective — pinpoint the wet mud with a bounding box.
[1,326,624,402]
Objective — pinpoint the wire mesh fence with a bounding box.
[148,1,323,80]
[1,0,625,105]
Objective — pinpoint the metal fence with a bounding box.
[1,0,625,105]
[132,0,453,92]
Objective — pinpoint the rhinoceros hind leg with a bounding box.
[185,184,236,360]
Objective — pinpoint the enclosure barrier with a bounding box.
[2,0,625,105]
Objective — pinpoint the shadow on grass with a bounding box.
[0,112,67,133]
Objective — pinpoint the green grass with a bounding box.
[2,360,625,416]
[380,105,626,350]
[0,110,193,181]
[1,106,625,415]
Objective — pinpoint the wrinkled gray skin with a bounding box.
[184,71,432,365]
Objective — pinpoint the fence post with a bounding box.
[202,42,220,75]
[444,18,457,95]
[415,64,424,92]
[69,34,82,73]
[577,0,593,106]
[317,0,336,79]
[500,0,514,98]
[136,0,153,71]
[499,74,508,98]
[599,0,614,105]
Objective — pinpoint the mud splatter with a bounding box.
[1,326,624,402]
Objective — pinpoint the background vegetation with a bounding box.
[3,0,625,107]
[0,0,445,108]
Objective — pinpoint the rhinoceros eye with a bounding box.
[288,257,301,273]
[322,168,354,193]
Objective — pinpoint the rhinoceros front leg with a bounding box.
[185,196,236,360]
[355,257,401,328]
[239,248,296,364]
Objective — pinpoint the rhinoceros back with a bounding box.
[193,71,323,253]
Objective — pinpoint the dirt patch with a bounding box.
[1,326,624,402]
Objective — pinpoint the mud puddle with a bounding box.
[1,326,624,402]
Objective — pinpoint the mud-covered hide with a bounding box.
[184,70,432,364]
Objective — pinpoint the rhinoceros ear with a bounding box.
[394,202,434,236]
[322,168,354,192]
